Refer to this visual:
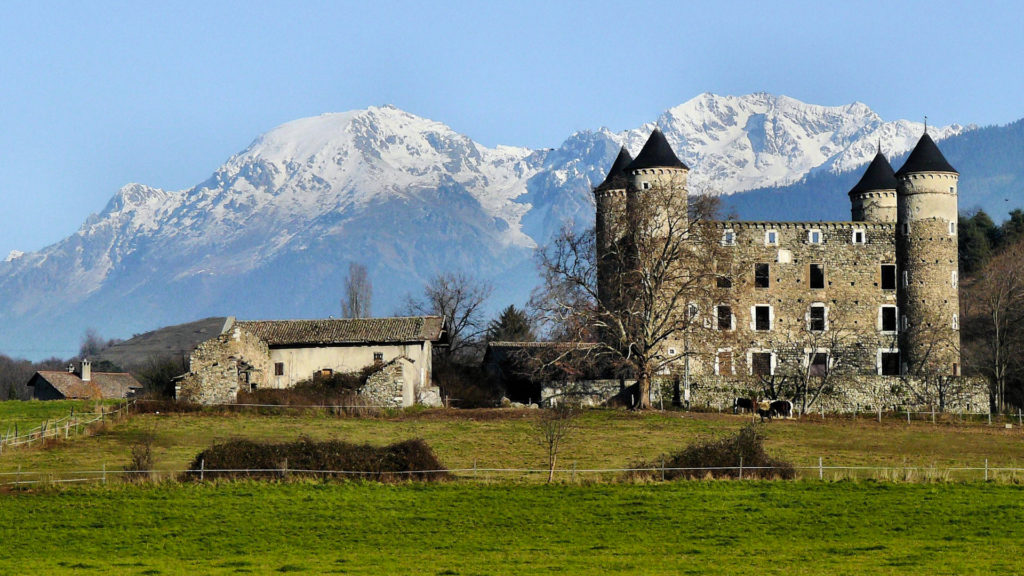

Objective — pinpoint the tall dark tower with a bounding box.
[895,132,960,376]
[594,146,633,310]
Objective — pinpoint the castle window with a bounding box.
[750,352,773,376]
[952,270,958,289]
[765,230,778,246]
[642,181,651,190]
[807,229,822,244]
[754,263,770,288]
[879,350,900,376]
[716,349,733,375]
[902,270,909,288]
[948,221,956,235]
[753,305,772,331]
[808,352,829,378]
[716,305,733,330]
[717,275,733,289]
[722,229,736,246]
[274,362,284,376]
[852,229,866,244]
[686,303,699,321]
[952,314,959,330]
[809,304,827,332]
[880,306,898,333]
[809,264,825,289]
[881,265,896,290]
[900,315,908,331]
[373,352,384,364]
[900,223,910,236]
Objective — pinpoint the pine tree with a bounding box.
[486,305,535,343]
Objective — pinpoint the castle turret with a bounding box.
[595,147,633,310]
[895,132,960,377]
[849,145,897,222]
[625,128,689,194]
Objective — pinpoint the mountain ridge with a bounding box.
[0,93,980,359]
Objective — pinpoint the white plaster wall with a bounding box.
[267,342,431,390]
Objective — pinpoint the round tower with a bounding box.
[849,145,897,222]
[624,128,690,236]
[595,146,633,310]
[895,132,960,377]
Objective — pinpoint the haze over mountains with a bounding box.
[4,92,1018,360]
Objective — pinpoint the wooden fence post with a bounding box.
[818,457,823,480]
[738,456,743,480]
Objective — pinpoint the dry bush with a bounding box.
[184,437,448,482]
[630,423,795,480]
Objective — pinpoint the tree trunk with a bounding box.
[635,370,653,410]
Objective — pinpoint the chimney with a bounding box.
[81,359,92,382]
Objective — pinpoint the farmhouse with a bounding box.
[593,128,986,411]
[27,359,142,400]
[176,316,448,407]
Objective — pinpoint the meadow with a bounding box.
[1,481,1022,575]
[1,405,1023,482]
[1,404,1024,574]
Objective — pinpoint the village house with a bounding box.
[27,359,142,400]
[176,316,448,407]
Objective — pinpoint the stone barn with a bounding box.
[176,316,448,407]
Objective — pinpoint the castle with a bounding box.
[594,128,982,411]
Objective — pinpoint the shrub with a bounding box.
[631,423,795,480]
[184,437,448,482]
[124,434,155,482]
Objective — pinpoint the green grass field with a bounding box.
[0,399,118,433]
[2,404,1024,574]
[2,406,1023,482]
[1,481,1022,575]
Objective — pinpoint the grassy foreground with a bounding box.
[0,481,1021,575]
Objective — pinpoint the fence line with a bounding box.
[0,400,133,450]
[3,460,1024,487]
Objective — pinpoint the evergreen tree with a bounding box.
[486,305,535,342]
[960,210,997,274]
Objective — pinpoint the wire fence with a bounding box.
[0,400,133,452]
[2,459,1023,487]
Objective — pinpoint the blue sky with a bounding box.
[1,0,1022,257]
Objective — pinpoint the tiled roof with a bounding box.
[31,371,142,399]
[237,316,447,346]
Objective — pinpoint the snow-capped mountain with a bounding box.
[0,94,971,358]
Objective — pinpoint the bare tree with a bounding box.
[764,300,861,414]
[533,178,726,409]
[962,239,1024,412]
[405,272,493,364]
[340,262,373,319]
[535,403,578,483]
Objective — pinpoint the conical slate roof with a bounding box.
[848,151,897,196]
[596,147,634,190]
[895,132,957,176]
[626,128,688,171]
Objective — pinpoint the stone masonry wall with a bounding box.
[670,221,901,378]
[657,374,988,414]
[176,326,271,405]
